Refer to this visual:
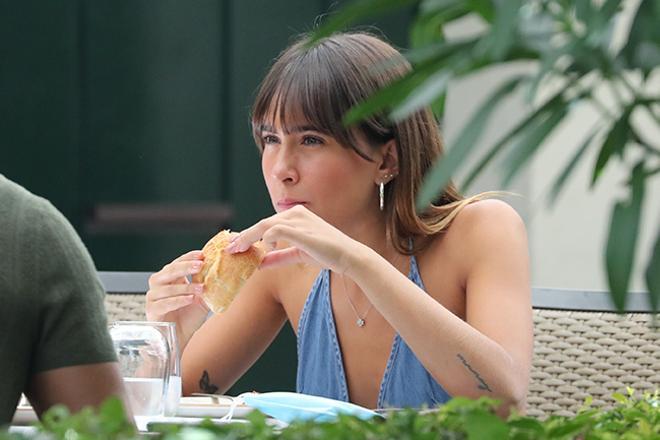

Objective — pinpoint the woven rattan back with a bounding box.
[100,271,151,323]
[528,289,658,418]
[105,293,147,322]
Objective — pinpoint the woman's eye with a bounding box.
[302,136,323,146]
[262,134,279,145]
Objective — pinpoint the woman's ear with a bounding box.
[376,139,399,183]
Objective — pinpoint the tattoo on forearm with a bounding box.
[199,370,219,394]
[456,354,492,392]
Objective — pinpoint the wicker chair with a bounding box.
[99,272,659,418]
[100,271,150,322]
[528,288,658,418]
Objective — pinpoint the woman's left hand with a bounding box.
[225,205,360,274]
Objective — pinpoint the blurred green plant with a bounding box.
[2,389,658,439]
[311,0,660,312]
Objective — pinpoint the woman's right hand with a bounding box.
[146,250,210,349]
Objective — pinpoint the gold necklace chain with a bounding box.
[339,273,373,328]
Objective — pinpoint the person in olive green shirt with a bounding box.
[0,174,128,426]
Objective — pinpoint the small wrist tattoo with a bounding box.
[457,353,492,392]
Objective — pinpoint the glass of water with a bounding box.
[161,322,181,416]
[109,321,173,424]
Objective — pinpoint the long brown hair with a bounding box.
[251,31,487,255]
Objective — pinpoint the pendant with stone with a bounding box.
[356,318,365,327]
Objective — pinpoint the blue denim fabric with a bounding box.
[296,255,451,409]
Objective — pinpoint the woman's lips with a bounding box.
[277,200,307,210]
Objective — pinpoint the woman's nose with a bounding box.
[271,146,299,184]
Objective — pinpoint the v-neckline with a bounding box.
[324,257,414,408]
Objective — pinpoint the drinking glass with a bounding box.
[109,321,172,424]
[161,322,181,416]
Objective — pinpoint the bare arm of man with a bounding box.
[26,362,130,418]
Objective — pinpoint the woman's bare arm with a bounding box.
[347,200,533,413]
[180,265,288,396]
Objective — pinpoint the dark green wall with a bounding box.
[0,0,412,394]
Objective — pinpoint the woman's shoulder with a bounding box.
[424,198,527,269]
[452,198,525,235]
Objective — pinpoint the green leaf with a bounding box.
[468,0,495,23]
[462,89,565,190]
[620,0,660,72]
[416,75,525,210]
[343,38,478,126]
[507,417,545,434]
[612,392,628,404]
[547,417,590,437]
[645,230,660,312]
[605,161,646,311]
[390,70,452,121]
[547,125,600,207]
[409,2,469,48]
[405,37,478,65]
[502,105,567,187]
[342,68,427,126]
[309,0,421,46]
[591,107,632,186]
[482,0,522,60]
[465,410,510,440]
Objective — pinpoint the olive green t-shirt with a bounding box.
[0,175,117,425]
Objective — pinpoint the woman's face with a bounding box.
[260,115,381,229]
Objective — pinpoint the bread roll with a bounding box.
[192,230,266,313]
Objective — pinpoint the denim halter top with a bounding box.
[296,255,451,409]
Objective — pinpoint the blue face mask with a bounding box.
[238,392,382,424]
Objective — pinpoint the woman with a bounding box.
[146,32,533,414]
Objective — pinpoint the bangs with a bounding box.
[251,37,394,160]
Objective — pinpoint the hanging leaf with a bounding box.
[480,0,522,60]
[343,38,479,126]
[620,0,660,73]
[309,0,421,46]
[467,0,495,23]
[502,106,567,188]
[405,38,478,65]
[410,2,469,48]
[605,161,646,311]
[390,70,452,121]
[591,107,632,187]
[645,232,660,313]
[416,75,525,210]
[342,69,428,126]
[547,126,600,207]
[461,90,566,190]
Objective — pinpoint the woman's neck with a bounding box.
[340,213,404,270]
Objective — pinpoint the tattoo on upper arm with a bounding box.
[456,354,492,392]
[199,370,219,394]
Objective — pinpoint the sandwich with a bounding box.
[192,230,266,313]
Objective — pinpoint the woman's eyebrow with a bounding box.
[259,124,322,134]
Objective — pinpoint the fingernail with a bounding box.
[194,284,203,294]
[225,241,239,254]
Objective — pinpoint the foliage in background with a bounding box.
[2,390,659,439]
[311,0,660,312]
